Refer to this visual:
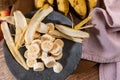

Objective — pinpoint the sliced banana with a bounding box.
[33,62,44,71]
[46,23,55,33]
[52,48,63,56]
[26,59,37,68]
[42,56,56,68]
[24,50,29,59]
[54,39,64,47]
[41,51,48,60]
[27,51,39,60]
[53,62,63,73]
[33,32,41,39]
[31,39,41,45]
[37,22,48,33]
[41,34,55,42]
[41,40,54,52]
[27,43,40,54]
[50,43,61,56]
[53,53,63,60]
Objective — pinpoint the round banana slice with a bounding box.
[41,51,48,60]
[41,41,53,52]
[24,50,29,59]
[37,22,48,33]
[27,43,40,54]
[50,43,61,55]
[52,48,63,56]
[31,39,41,45]
[53,62,63,73]
[43,56,56,68]
[54,39,64,47]
[46,23,55,32]
[41,34,55,42]
[26,59,37,68]
[53,53,63,60]
[27,52,39,60]
[33,32,41,39]
[33,62,44,71]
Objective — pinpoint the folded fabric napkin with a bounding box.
[81,0,120,80]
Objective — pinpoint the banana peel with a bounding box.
[68,0,87,19]
[57,0,69,16]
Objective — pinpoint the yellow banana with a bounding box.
[57,0,69,16]
[34,0,46,8]
[87,0,97,12]
[68,0,87,19]
[47,0,54,5]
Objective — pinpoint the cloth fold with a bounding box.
[81,0,120,80]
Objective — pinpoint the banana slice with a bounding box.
[33,32,41,39]
[41,34,55,42]
[33,62,44,71]
[27,43,40,54]
[31,39,41,45]
[41,51,48,60]
[24,50,29,59]
[41,41,54,52]
[43,56,56,68]
[54,39,64,47]
[46,23,55,32]
[50,43,61,56]
[37,22,48,33]
[27,51,39,60]
[53,62,63,73]
[26,59,37,68]
[53,53,63,60]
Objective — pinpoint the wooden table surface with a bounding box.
[0,45,99,80]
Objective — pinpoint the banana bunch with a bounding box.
[34,0,97,19]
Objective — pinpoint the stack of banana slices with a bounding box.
[25,31,64,73]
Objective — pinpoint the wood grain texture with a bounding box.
[0,48,99,80]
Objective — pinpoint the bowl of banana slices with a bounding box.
[1,6,92,80]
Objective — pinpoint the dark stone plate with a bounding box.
[3,11,82,80]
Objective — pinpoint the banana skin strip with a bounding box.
[25,6,53,45]
[14,11,28,47]
[49,30,83,43]
[55,24,89,38]
[1,22,29,70]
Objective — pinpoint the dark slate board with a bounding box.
[3,11,82,80]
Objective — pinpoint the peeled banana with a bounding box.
[68,0,87,19]
[57,0,69,16]
[87,0,97,12]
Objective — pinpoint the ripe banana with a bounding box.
[68,0,87,19]
[47,0,54,5]
[87,0,97,12]
[57,0,69,16]
[34,0,46,8]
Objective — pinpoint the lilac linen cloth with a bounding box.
[81,0,120,80]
